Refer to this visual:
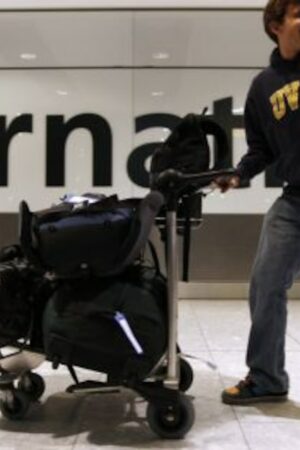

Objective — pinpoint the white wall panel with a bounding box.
[0,12,132,67]
[0,66,281,213]
[0,10,271,68]
[0,69,134,211]
[134,11,273,67]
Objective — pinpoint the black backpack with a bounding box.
[150,112,230,282]
[43,263,167,382]
[150,111,229,191]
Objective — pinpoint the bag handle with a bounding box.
[198,117,230,170]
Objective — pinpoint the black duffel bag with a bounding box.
[19,191,164,278]
[43,264,167,382]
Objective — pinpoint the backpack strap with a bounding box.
[108,191,165,276]
[199,117,230,169]
[147,239,161,275]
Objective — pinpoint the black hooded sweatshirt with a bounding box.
[236,47,300,187]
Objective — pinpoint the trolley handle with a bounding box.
[155,168,236,192]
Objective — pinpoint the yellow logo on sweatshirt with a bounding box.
[270,80,300,120]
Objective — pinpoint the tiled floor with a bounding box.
[1,299,300,449]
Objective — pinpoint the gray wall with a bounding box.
[0,215,19,249]
[187,214,263,281]
[151,214,263,282]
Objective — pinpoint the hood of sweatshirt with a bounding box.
[270,47,300,72]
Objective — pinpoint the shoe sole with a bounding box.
[222,394,288,406]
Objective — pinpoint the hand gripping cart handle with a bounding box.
[155,168,236,389]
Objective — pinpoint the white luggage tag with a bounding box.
[60,194,99,205]
[114,312,144,355]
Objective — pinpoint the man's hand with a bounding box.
[213,175,240,193]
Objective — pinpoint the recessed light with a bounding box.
[152,52,170,60]
[151,91,165,97]
[56,90,68,96]
[20,53,37,60]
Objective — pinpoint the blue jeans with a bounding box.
[247,193,300,393]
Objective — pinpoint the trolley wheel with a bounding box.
[179,358,193,392]
[0,389,31,420]
[18,372,45,401]
[146,394,195,439]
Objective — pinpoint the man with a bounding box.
[217,0,300,405]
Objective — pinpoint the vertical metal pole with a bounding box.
[164,209,179,389]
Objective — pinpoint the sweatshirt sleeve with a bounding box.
[236,81,275,181]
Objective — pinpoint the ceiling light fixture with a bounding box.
[20,53,37,60]
[151,91,165,97]
[152,52,170,60]
[56,90,68,96]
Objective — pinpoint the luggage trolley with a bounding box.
[0,167,233,439]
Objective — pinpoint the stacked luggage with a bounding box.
[0,111,233,439]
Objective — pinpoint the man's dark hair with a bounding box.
[264,0,300,42]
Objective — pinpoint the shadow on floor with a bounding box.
[0,389,199,448]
